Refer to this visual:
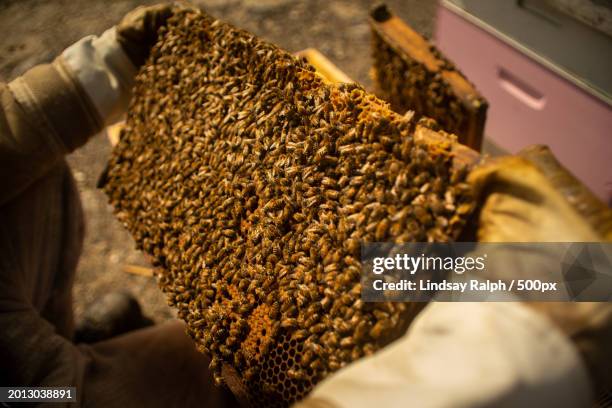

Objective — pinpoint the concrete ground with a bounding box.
[0,0,436,322]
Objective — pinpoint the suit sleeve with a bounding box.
[0,27,136,206]
[294,302,593,408]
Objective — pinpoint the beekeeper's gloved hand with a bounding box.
[468,145,611,242]
[467,145,612,397]
[116,3,194,68]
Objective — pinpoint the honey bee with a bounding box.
[287,368,307,381]
[280,318,298,329]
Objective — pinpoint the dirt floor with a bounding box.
[0,0,435,323]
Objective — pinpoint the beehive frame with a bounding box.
[103,8,478,407]
[370,4,488,151]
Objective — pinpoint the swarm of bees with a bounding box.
[103,8,475,408]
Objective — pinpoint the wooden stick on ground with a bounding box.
[123,263,154,277]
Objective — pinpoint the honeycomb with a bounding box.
[102,7,476,407]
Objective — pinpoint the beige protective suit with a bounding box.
[0,4,609,408]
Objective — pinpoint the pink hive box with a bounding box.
[435,0,612,204]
